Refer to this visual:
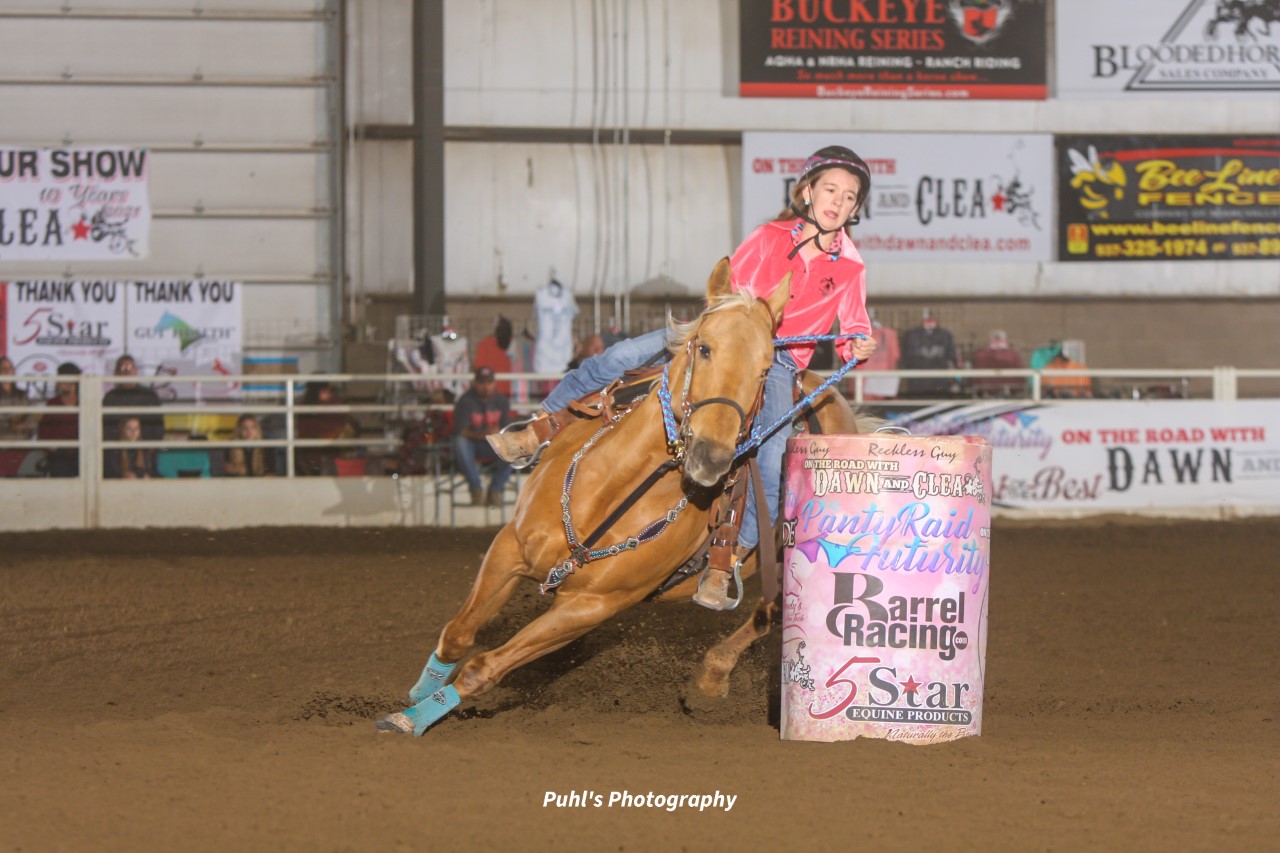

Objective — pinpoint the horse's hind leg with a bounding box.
[405,526,526,704]
[690,598,780,700]
[452,588,633,698]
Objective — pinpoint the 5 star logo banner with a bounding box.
[1057,0,1280,96]
[0,147,151,261]
[739,0,1047,99]
[743,131,1054,263]
[1057,135,1280,262]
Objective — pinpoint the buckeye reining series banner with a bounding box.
[1057,0,1280,97]
[1056,135,1280,262]
[743,131,1054,263]
[0,147,151,260]
[739,0,1047,99]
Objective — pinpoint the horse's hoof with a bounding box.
[375,712,414,734]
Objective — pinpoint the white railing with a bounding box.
[1,367,1277,531]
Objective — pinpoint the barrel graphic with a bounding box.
[779,434,992,744]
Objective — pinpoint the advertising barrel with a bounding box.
[779,433,992,744]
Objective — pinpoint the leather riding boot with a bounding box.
[485,488,503,508]
[692,545,751,611]
[486,414,552,468]
[469,488,485,505]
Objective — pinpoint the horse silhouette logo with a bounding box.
[1206,0,1280,39]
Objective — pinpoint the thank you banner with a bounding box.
[0,280,242,390]
[1057,135,1280,262]
[739,0,1047,99]
[0,147,151,261]
[743,131,1054,263]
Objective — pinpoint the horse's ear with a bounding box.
[765,273,791,330]
[706,257,733,301]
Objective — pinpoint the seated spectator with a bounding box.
[452,366,513,507]
[223,414,276,477]
[0,356,35,477]
[104,416,156,479]
[37,362,81,478]
[295,380,358,476]
[103,354,164,441]
[971,330,1027,398]
[1043,348,1093,399]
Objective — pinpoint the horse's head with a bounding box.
[666,258,789,488]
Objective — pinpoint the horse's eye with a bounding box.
[699,344,712,359]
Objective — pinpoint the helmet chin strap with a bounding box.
[787,200,849,260]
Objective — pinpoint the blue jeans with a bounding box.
[452,435,512,494]
[739,351,798,550]
[541,328,669,413]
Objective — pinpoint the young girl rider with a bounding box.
[490,144,878,608]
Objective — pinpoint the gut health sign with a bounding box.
[779,434,992,744]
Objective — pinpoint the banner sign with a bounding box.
[0,147,151,261]
[738,0,1047,99]
[0,280,127,381]
[888,400,1280,511]
[0,280,241,398]
[1057,0,1280,97]
[1057,135,1280,262]
[126,280,242,399]
[744,131,1053,263]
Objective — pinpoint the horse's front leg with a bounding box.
[689,596,780,701]
[383,586,637,736]
[402,525,528,706]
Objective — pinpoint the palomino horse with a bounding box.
[378,259,873,735]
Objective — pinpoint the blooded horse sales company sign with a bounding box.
[738,0,1047,99]
[743,131,1054,263]
[1057,0,1280,96]
[1056,135,1280,262]
[0,147,151,260]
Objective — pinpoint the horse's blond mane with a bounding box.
[665,290,759,353]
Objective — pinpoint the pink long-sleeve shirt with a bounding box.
[730,219,871,370]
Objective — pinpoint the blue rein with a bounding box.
[659,332,868,461]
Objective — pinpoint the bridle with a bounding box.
[658,299,775,462]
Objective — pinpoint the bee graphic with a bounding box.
[1067,145,1127,218]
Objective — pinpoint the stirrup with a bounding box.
[692,561,744,612]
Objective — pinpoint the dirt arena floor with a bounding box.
[2,517,1277,852]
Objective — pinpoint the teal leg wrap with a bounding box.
[408,652,456,704]
[403,685,461,736]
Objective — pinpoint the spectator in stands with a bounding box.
[103,354,164,442]
[0,356,35,477]
[474,315,514,397]
[223,413,276,477]
[295,380,358,476]
[37,362,81,478]
[971,330,1027,398]
[1043,347,1093,399]
[452,366,513,507]
[104,416,156,479]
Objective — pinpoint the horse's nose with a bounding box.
[684,437,733,488]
